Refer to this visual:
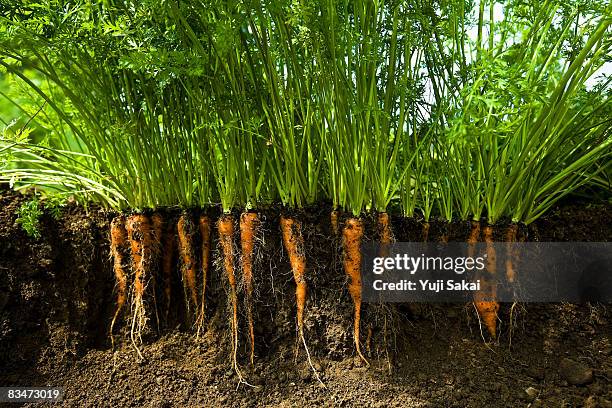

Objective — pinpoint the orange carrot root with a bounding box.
[109,216,127,347]
[161,221,175,322]
[178,214,198,325]
[126,214,152,358]
[240,212,258,365]
[342,217,369,366]
[505,224,518,283]
[196,215,211,333]
[150,213,163,331]
[475,225,499,339]
[218,215,242,380]
[280,215,322,383]
[280,216,307,342]
[378,212,392,256]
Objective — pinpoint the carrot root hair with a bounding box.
[342,217,369,367]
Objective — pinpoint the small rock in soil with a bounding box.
[559,358,593,386]
[524,386,538,401]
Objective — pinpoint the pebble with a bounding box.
[524,387,538,401]
[559,358,593,386]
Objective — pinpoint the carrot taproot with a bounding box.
[240,211,258,365]
[467,222,479,244]
[109,215,127,348]
[196,215,211,334]
[342,217,368,366]
[280,215,322,383]
[331,209,340,236]
[378,212,392,255]
[161,220,175,322]
[422,221,430,242]
[475,225,499,339]
[178,213,198,325]
[505,224,518,283]
[150,213,163,331]
[280,216,307,343]
[218,215,243,380]
[126,214,152,358]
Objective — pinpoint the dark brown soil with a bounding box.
[0,191,611,407]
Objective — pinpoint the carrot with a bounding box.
[467,221,480,249]
[218,215,243,381]
[240,212,258,365]
[475,225,499,339]
[178,213,198,325]
[109,215,127,348]
[280,216,307,343]
[126,214,152,358]
[378,212,392,254]
[280,215,322,383]
[150,213,163,331]
[505,224,518,283]
[342,217,368,366]
[422,221,430,242]
[161,220,175,322]
[331,209,340,236]
[440,224,449,244]
[196,215,211,334]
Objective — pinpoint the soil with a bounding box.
[0,191,611,407]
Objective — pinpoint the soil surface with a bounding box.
[0,191,611,407]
